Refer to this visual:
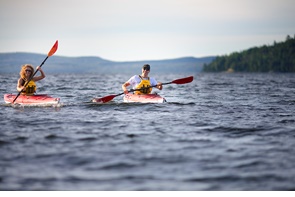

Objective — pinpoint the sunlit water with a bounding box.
[0,73,295,190]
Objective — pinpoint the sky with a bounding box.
[0,0,294,61]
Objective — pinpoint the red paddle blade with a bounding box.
[171,76,194,84]
[48,40,58,57]
[92,95,116,103]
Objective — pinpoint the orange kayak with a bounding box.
[123,93,166,103]
[4,94,60,106]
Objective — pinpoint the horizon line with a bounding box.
[0,51,216,62]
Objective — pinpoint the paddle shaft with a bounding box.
[128,76,193,92]
[26,56,48,85]
[114,83,165,97]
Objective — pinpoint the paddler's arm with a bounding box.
[122,82,130,94]
[33,66,46,82]
[17,78,25,92]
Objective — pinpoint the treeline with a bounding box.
[203,35,295,72]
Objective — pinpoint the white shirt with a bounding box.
[127,75,158,89]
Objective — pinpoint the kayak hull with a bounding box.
[4,94,60,106]
[123,93,166,103]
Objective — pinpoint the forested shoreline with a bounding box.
[203,35,295,72]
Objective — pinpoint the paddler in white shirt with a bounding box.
[17,64,46,95]
[122,64,163,95]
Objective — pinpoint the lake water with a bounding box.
[0,73,295,190]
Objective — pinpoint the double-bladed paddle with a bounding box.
[12,40,58,103]
[92,75,194,103]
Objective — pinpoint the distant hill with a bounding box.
[203,35,295,72]
[0,52,215,74]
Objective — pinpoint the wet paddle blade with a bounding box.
[92,95,117,103]
[171,76,194,84]
[48,40,58,57]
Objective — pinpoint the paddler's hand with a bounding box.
[123,89,129,94]
[157,82,163,90]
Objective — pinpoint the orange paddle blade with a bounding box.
[48,40,58,56]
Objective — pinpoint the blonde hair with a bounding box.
[20,64,34,80]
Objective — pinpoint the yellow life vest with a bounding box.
[135,75,152,95]
[22,80,37,95]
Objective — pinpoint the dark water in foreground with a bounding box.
[0,73,295,190]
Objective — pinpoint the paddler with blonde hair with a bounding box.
[17,64,46,95]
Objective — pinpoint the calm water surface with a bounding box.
[0,73,295,190]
